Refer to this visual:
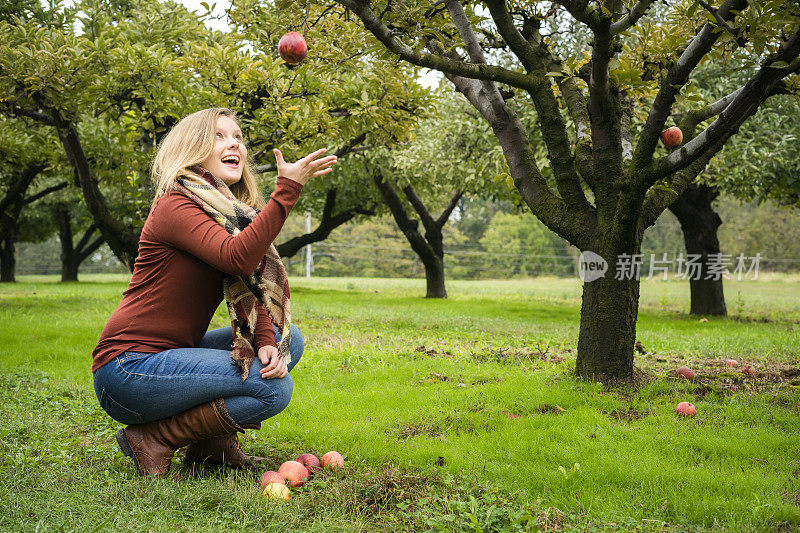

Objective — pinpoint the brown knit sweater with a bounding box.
[91,177,302,372]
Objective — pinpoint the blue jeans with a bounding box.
[93,325,304,426]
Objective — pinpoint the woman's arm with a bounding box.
[153,177,302,276]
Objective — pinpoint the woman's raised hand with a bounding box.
[273,148,338,186]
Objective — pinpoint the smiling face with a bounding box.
[200,115,248,186]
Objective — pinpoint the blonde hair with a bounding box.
[151,108,265,208]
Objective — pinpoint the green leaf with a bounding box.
[768,61,789,69]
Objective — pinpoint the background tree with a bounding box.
[360,90,508,297]
[0,117,67,281]
[330,0,800,380]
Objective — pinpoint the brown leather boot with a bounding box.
[183,434,268,469]
[115,399,239,477]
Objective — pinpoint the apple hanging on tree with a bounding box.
[278,32,308,64]
[660,127,683,148]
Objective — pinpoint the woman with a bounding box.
[92,108,336,477]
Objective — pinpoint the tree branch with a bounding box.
[336,0,542,93]
[79,235,106,263]
[23,182,68,205]
[588,22,622,211]
[275,188,375,258]
[373,172,436,264]
[436,190,462,228]
[484,0,592,209]
[653,31,800,181]
[402,184,438,237]
[255,132,368,173]
[632,0,749,174]
[8,106,56,126]
[679,87,745,133]
[52,116,140,269]
[610,0,659,35]
[697,0,740,35]
[74,223,97,253]
[553,0,601,29]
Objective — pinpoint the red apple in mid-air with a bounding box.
[263,483,290,500]
[321,451,344,469]
[296,453,321,474]
[660,127,683,148]
[278,32,308,64]
[724,359,738,368]
[676,366,695,380]
[258,470,286,488]
[676,402,697,418]
[278,460,309,487]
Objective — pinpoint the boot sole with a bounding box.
[115,429,144,476]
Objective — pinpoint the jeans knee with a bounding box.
[245,374,293,423]
[288,324,304,370]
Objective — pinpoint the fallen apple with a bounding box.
[321,451,344,469]
[278,460,309,487]
[296,453,321,473]
[676,401,697,418]
[676,366,695,380]
[278,32,308,64]
[741,364,756,376]
[263,482,290,500]
[724,359,738,368]
[258,470,285,488]
[660,126,683,148]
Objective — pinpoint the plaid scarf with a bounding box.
[173,168,292,380]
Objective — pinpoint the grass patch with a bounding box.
[1,275,799,531]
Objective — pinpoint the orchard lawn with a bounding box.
[1,275,799,532]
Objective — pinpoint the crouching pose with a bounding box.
[91,108,337,477]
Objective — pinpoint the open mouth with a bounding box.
[221,154,240,168]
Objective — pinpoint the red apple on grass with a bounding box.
[263,483,290,500]
[321,451,344,469]
[258,470,286,488]
[725,359,738,368]
[278,460,309,487]
[676,402,697,418]
[741,364,756,376]
[676,366,695,380]
[296,453,321,474]
[660,127,683,148]
[278,32,307,64]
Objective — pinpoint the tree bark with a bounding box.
[668,184,726,315]
[576,269,640,381]
[0,229,17,282]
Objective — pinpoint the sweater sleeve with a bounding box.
[253,305,277,350]
[152,177,302,276]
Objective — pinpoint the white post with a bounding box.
[304,212,312,278]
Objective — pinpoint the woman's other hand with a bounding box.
[273,148,337,186]
[258,345,288,379]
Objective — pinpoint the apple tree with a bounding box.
[0,0,432,268]
[330,0,800,380]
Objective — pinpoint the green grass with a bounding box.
[1,275,799,531]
